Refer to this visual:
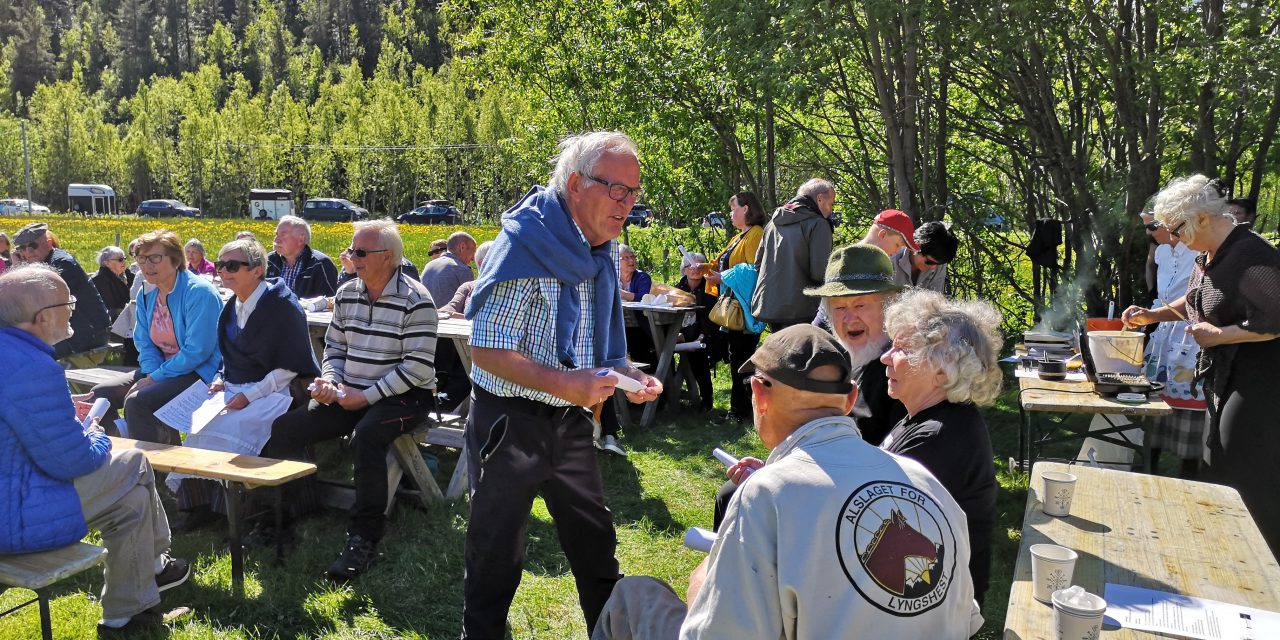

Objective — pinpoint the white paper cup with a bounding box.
[1042,471,1078,517]
[1051,588,1107,640]
[1030,544,1078,604]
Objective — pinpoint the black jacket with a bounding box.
[266,246,339,299]
[91,266,133,319]
[45,249,110,357]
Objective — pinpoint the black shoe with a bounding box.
[326,534,378,581]
[97,606,192,638]
[170,507,222,533]
[155,554,191,592]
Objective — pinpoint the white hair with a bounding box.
[548,131,639,194]
[277,215,312,243]
[883,289,1003,405]
[681,252,707,270]
[353,219,403,264]
[218,238,268,274]
[1152,174,1228,245]
[184,238,206,255]
[0,263,62,327]
[96,245,126,266]
[475,241,493,267]
[796,178,835,201]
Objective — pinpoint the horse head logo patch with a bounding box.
[835,481,958,616]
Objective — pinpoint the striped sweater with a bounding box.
[323,272,438,405]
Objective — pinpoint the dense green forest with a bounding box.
[2,0,1279,314]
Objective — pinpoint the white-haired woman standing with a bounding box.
[1122,174,1280,556]
[879,289,1002,606]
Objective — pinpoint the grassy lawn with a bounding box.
[0,362,1077,639]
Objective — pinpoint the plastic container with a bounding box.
[1087,330,1145,374]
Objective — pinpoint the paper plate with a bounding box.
[1114,392,1146,404]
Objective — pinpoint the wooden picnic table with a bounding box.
[1016,375,1171,472]
[110,436,317,594]
[622,301,699,428]
[1004,462,1280,639]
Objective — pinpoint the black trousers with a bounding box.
[265,388,429,542]
[724,330,761,420]
[435,338,472,410]
[462,386,620,639]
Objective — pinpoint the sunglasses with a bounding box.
[1168,221,1187,238]
[215,259,253,273]
[1141,221,1161,231]
[428,248,445,257]
[745,373,773,391]
[347,247,390,258]
[915,250,943,267]
[135,254,169,265]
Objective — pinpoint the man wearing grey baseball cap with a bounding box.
[592,325,982,639]
[12,222,111,363]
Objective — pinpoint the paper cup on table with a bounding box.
[1029,544,1078,604]
[1051,587,1107,640]
[1041,471,1078,517]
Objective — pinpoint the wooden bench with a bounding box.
[63,366,138,393]
[0,543,108,640]
[109,437,317,594]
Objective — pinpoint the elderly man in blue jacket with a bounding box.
[0,264,190,637]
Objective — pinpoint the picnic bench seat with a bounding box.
[63,366,138,393]
[0,542,108,640]
[109,437,317,594]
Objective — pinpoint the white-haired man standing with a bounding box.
[750,179,836,331]
[462,131,663,638]
[266,220,437,581]
[267,215,338,298]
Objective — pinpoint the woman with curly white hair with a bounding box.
[878,288,1002,606]
[1122,174,1280,557]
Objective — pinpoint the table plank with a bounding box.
[1018,378,1171,418]
[1004,462,1280,639]
[110,437,316,488]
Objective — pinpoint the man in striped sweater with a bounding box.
[266,219,437,581]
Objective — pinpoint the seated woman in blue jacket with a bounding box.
[93,229,223,445]
[165,238,319,530]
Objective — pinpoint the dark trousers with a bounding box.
[463,386,620,639]
[265,388,429,542]
[435,339,472,411]
[724,330,760,420]
[91,369,201,443]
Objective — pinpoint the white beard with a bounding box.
[846,336,890,370]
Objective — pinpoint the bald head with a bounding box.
[0,264,65,328]
[448,232,478,264]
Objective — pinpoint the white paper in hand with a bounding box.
[154,380,215,433]
[82,398,110,430]
[597,369,645,393]
[683,527,716,553]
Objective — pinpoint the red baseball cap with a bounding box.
[873,209,917,250]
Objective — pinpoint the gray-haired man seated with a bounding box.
[593,325,983,639]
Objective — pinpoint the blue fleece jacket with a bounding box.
[0,326,112,553]
[134,268,223,382]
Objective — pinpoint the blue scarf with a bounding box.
[466,186,628,368]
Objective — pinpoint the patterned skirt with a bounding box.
[1147,408,1207,461]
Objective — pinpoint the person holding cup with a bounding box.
[1121,174,1280,557]
[878,288,1003,606]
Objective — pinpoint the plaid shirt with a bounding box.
[279,259,301,292]
[323,272,438,405]
[470,225,619,407]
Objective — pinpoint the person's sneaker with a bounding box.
[600,434,627,457]
[326,534,378,581]
[97,606,192,638]
[155,554,191,592]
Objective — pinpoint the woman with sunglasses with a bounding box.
[1122,174,1280,558]
[90,231,223,457]
[90,246,134,322]
[164,238,320,532]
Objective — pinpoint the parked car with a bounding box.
[301,198,369,222]
[0,198,51,214]
[626,204,652,228]
[397,200,461,225]
[136,199,201,218]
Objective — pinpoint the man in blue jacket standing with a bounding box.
[0,264,190,636]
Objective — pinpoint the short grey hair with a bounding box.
[797,178,836,201]
[883,289,1003,406]
[1153,174,1229,245]
[218,239,267,277]
[475,241,493,267]
[0,263,62,328]
[184,238,206,256]
[354,219,403,264]
[618,244,637,257]
[548,131,640,194]
[681,252,707,270]
[96,245,126,266]
[447,231,476,253]
[277,215,312,243]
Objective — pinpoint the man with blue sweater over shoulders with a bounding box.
[461,131,663,639]
[0,265,190,637]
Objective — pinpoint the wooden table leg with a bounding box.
[640,312,683,428]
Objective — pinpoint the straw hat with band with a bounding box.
[738,324,854,395]
[803,244,904,298]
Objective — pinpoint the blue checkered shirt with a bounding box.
[469,229,620,407]
[280,259,301,292]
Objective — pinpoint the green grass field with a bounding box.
[0,215,1085,639]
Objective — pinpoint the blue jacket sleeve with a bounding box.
[635,271,653,296]
[152,285,223,381]
[1,360,111,480]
